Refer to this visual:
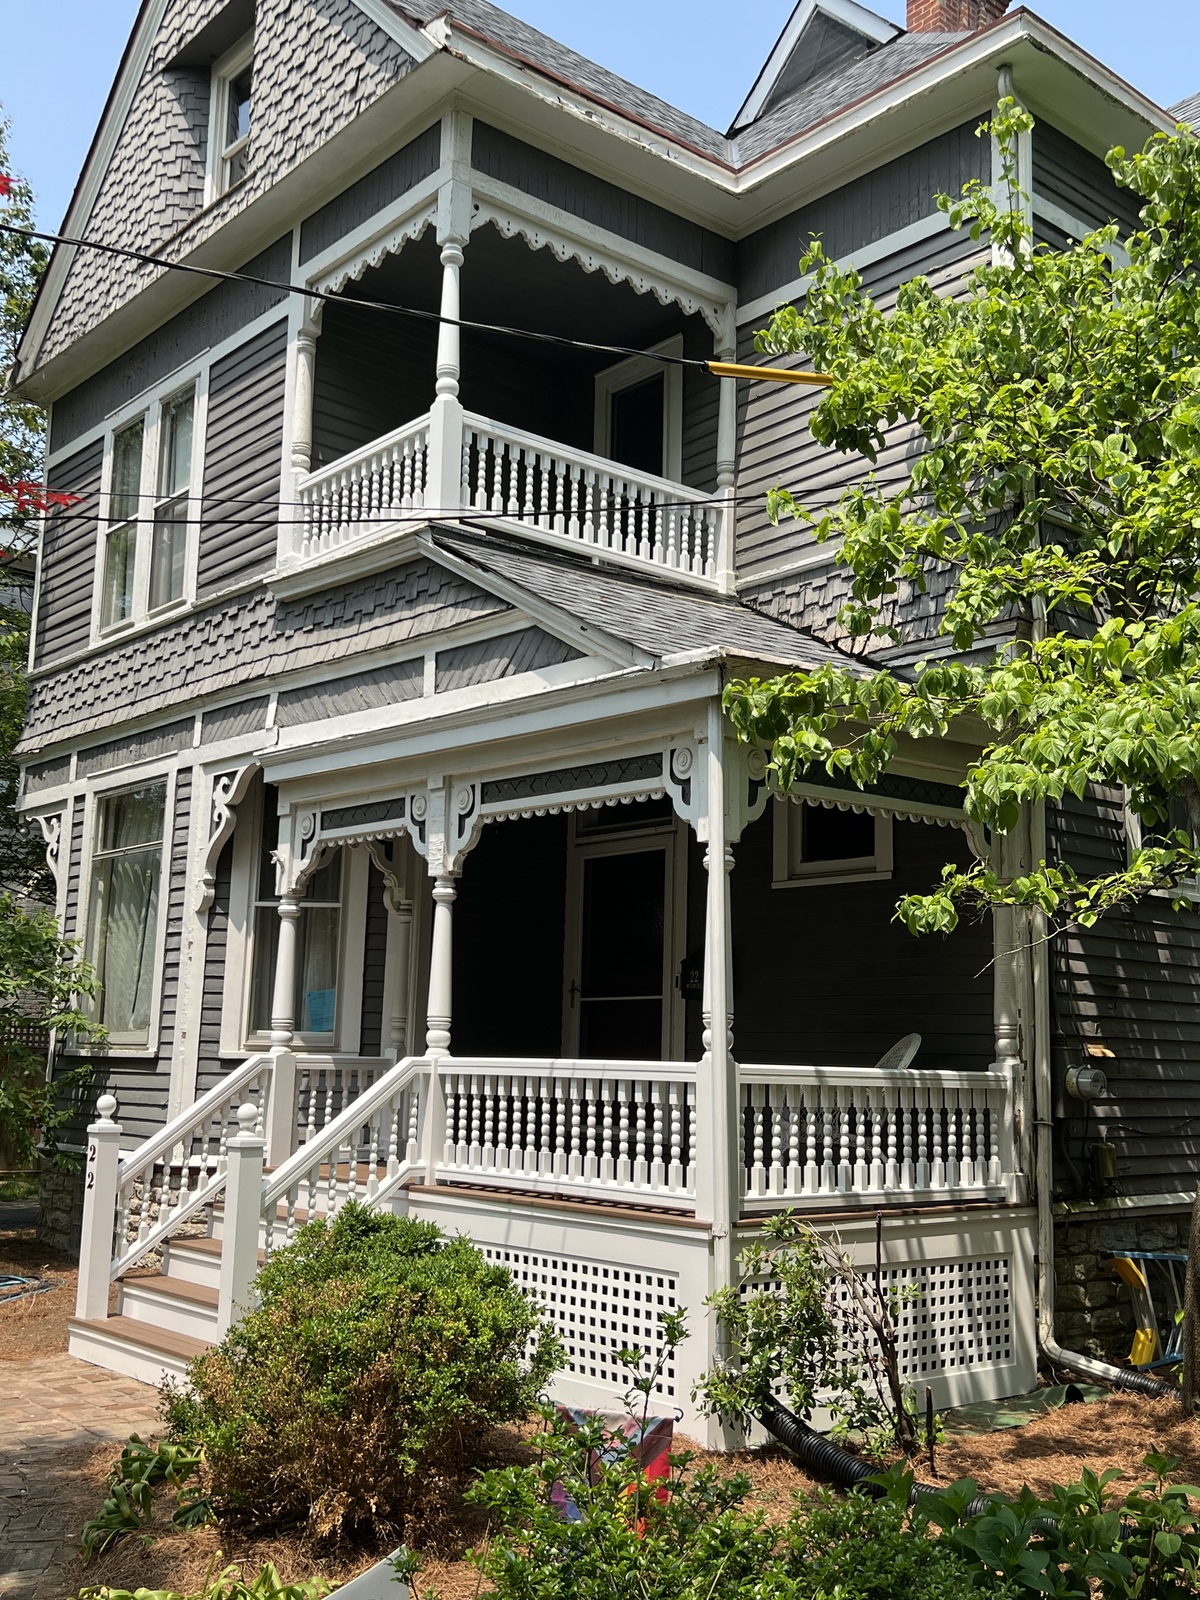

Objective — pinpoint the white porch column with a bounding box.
[425,874,456,1058]
[385,900,414,1059]
[696,703,739,1271]
[714,340,738,596]
[425,234,466,512]
[264,892,300,1167]
[289,314,320,481]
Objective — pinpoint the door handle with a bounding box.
[568,980,580,1009]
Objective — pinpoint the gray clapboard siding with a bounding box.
[35,440,103,668]
[311,292,439,470]
[1050,789,1200,1196]
[49,237,292,454]
[737,121,988,306]
[158,769,193,1057]
[63,804,85,938]
[1032,124,1143,241]
[732,807,994,1072]
[434,627,581,693]
[299,122,442,262]
[196,837,235,1092]
[735,231,984,580]
[200,697,270,743]
[197,320,288,597]
[276,658,424,725]
[76,718,194,777]
[471,121,735,283]
[359,864,389,1055]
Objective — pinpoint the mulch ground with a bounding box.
[0,1229,78,1362]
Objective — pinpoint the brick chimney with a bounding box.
[907,0,1009,29]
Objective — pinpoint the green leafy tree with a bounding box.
[722,104,1200,1402]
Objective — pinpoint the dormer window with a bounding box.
[210,35,253,197]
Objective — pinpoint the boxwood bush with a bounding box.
[165,1204,560,1541]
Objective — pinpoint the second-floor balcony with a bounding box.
[280,222,733,593]
[290,408,721,582]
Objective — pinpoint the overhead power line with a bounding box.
[0,221,833,388]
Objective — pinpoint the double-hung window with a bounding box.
[100,387,195,632]
[248,790,344,1042]
[86,784,166,1048]
[210,37,253,198]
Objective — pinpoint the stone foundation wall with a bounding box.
[1054,1209,1189,1362]
[38,1158,85,1255]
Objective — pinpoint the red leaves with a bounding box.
[0,474,82,516]
[0,174,12,198]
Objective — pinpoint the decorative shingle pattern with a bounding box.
[17,558,509,753]
[430,527,860,670]
[41,0,417,363]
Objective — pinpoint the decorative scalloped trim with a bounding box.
[488,787,667,822]
[314,208,436,297]
[786,790,962,830]
[471,202,727,337]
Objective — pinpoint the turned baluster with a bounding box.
[631,1080,649,1187]
[569,1079,583,1179]
[615,1080,632,1184]
[553,1076,569,1177]
[915,1090,931,1190]
[803,1089,820,1195]
[821,1095,837,1194]
[539,1075,553,1176]
[686,1082,697,1192]
[510,1077,526,1173]
[854,1091,870,1192]
[650,1081,666,1190]
[496,1076,510,1170]
[482,1074,496,1168]
[885,1094,900,1189]
[837,1092,853,1193]
[768,1086,785,1196]
[786,1090,801,1194]
[946,1091,961,1188]
[600,1079,615,1182]
[930,1092,947,1190]
[748,1084,766,1196]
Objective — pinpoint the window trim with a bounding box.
[223,780,369,1056]
[73,769,176,1059]
[1124,789,1200,901]
[92,380,203,642]
[207,35,254,203]
[772,797,894,889]
[593,334,684,482]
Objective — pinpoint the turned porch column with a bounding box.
[714,337,738,596]
[425,874,457,1058]
[696,702,740,1274]
[264,890,301,1166]
[386,899,414,1058]
[289,311,321,481]
[426,232,467,512]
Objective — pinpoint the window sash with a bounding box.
[87,786,166,1048]
[101,522,136,629]
[249,850,344,1040]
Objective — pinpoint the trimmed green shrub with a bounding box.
[165,1204,560,1541]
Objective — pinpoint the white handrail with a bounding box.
[116,1053,273,1182]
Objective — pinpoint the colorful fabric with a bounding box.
[550,1407,674,1523]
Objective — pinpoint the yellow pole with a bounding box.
[706,360,833,386]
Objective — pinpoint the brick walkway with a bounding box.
[0,1354,161,1599]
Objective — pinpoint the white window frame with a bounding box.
[593,334,684,483]
[1124,790,1200,901]
[72,769,176,1059]
[92,380,203,641]
[223,779,369,1056]
[772,797,894,889]
[207,35,254,203]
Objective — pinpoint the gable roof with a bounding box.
[730,0,900,133]
[1170,90,1200,123]
[427,525,860,671]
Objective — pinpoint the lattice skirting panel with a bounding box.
[403,1190,1036,1448]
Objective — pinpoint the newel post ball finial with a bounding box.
[236,1102,260,1137]
[96,1093,119,1124]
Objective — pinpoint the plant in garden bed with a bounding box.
[163,1203,561,1543]
[697,1210,929,1458]
[74,1555,331,1599]
[80,1436,212,1565]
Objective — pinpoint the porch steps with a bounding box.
[68,1314,211,1386]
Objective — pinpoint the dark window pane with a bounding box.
[803,804,875,862]
[575,796,673,836]
[579,998,662,1060]
[610,374,664,475]
[226,66,252,147]
[580,851,664,998]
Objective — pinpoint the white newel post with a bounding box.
[217,1103,265,1336]
[264,893,300,1167]
[425,234,466,513]
[76,1094,121,1322]
[715,341,737,595]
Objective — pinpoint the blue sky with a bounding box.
[2,1,1198,231]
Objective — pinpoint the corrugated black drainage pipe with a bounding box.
[758,1398,994,1520]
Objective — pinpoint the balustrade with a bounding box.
[292,416,429,562]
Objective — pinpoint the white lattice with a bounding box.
[482,1246,681,1401]
[831,1255,1013,1381]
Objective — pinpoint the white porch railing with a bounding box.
[292,415,428,562]
[738,1065,1015,1209]
[435,1059,698,1209]
[460,414,718,580]
[290,409,719,582]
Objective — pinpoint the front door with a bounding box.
[565,833,677,1059]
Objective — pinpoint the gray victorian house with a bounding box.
[12,0,1194,1433]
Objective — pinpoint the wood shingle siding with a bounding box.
[299,122,442,262]
[48,237,292,454]
[275,658,424,725]
[1032,123,1143,240]
[199,697,270,743]
[1050,790,1200,1197]
[470,121,736,283]
[736,121,989,307]
[35,441,103,668]
[76,719,194,778]
[434,627,581,693]
[198,319,289,597]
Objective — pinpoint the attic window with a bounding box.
[210,35,253,197]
